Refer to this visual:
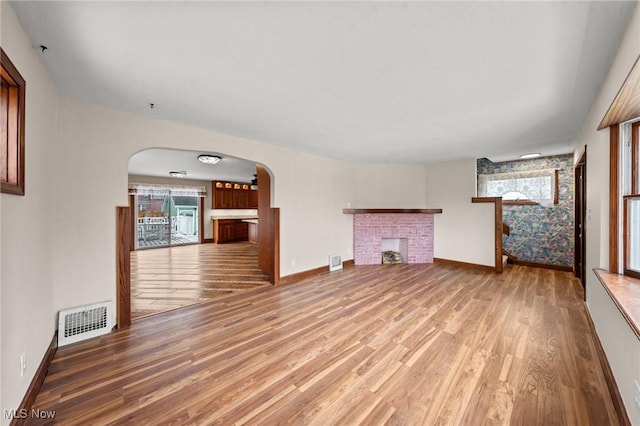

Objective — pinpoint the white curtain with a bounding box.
[478,169,557,206]
[128,183,207,197]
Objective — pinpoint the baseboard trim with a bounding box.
[433,257,496,272]
[11,332,57,426]
[279,259,355,285]
[202,238,214,244]
[583,306,631,426]
[512,260,573,272]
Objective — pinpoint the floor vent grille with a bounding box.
[58,301,114,346]
[329,254,343,271]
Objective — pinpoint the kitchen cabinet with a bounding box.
[248,221,258,244]
[249,190,258,208]
[212,181,257,209]
[213,219,250,243]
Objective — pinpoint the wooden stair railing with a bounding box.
[502,248,517,264]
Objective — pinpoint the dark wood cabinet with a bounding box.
[212,182,257,209]
[249,190,258,208]
[248,221,258,244]
[213,189,233,209]
[213,219,250,243]
[235,222,249,240]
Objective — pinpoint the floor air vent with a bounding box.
[329,254,343,271]
[58,301,114,346]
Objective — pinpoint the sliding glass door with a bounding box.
[131,184,204,250]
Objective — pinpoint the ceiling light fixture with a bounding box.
[520,153,541,159]
[198,154,222,164]
[169,171,187,178]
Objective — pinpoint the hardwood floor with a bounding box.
[131,242,271,319]
[29,264,619,425]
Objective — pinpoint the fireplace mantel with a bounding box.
[343,208,443,214]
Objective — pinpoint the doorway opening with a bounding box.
[117,149,279,326]
[574,148,587,294]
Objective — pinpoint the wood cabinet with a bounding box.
[213,219,250,243]
[212,182,258,209]
[248,221,258,244]
[249,190,258,208]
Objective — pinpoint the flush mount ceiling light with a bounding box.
[520,153,541,159]
[198,154,222,165]
[169,171,187,178]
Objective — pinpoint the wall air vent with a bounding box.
[58,301,114,346]
[329,254,343,272]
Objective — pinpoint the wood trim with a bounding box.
[502,200,538,206]
[1,47,26,196]
[433,257,497,272]
[554,169,559,205]
[512,260,573,272]
[271,207,280,285]
[343,208,443,214]
[280,265,331,286]
[598,54,640,130]
[279,259,355,285]
[502,223,510,236]
[610,124,620,273]
[202,238,214,244]
[10,333,57,426]
[502,248,517,262]
[594,268,640,340]
[116,206,132,329]
[471,196,502,203]
[471,197,503,273]
[257,165,272,281]
[583,301,631,426]
[199,196,205,244]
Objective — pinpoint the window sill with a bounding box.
[593,268,640,340]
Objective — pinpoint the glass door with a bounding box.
[136,192,171,249]
[170,194,199,245]
[131,184,203,250]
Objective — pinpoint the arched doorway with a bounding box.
[116,150,279,327]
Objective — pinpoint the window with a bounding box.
[478,169,559,206]
[621,120,640,278]
[1,48,26,195]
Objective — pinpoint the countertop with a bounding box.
[212,216,258,220]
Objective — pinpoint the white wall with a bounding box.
[0,3,59,424]
[52,96,435,309]
[425,159,496,267]
[351,163,428,209]
[573,2,640,423]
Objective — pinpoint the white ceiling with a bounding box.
[128,149,257,183]
[10,1,638,173]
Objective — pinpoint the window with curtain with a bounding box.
[477,169,558,206]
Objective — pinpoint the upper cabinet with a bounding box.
[212,181,258,209]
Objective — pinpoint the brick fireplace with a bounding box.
[343,209,443,265]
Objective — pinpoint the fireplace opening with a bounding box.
[381,238,408,264]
